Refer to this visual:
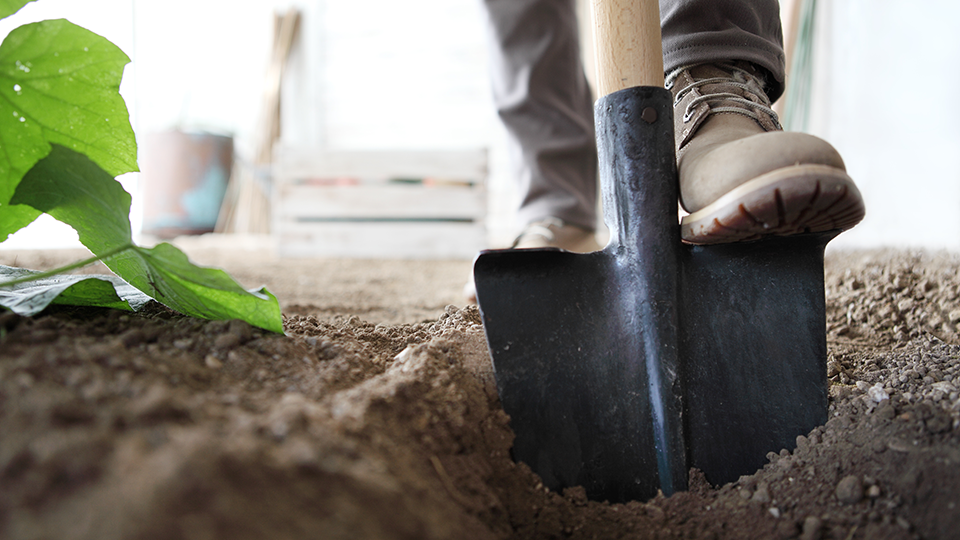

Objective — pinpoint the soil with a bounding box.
[1,242,959,540]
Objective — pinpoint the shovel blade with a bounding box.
[679,233,832,485]
[474,247,668,503]
[474,233,833,502]
[475,86,833,502]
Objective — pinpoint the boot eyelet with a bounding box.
[682,107,696,123]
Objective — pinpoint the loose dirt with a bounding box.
[1,243,958,539]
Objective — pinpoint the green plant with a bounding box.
[0,0,283,333]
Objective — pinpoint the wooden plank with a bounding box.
[276,220,484,259]
[272,147,488,258]
[277,184,484,220]
[275,147,488,182]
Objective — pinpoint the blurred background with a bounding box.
[0,0,958,256]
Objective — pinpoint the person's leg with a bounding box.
[480,0,863,250]
[659,0,864,244]
[482,0,599,243]
[660,0,786,100]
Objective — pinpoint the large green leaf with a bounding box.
[10,145,284,333]
[0,264,148,316]
[13,144,133,253]
[0,201,38,242]
[0,0,35,20]
[0,18,136,239]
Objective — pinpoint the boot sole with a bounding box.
[680,164,865,245]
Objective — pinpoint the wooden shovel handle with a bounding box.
[590,0,664,96]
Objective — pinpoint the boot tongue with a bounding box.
[686,63,769,107]
[683,62,780,136]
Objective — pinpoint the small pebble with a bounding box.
[644,504,665,523]
[775,518,797,538]
[800,516,822,540]
[933,381,957,393]
[874,400,896,420]
[205,354,223,369]
[836,475,863,504]
[867,383,889,403]
[897,298,915,312]
[888,439,912,453]
[563,486,588,506]
[214,332,241,350]
[119,329,145,348]
[227,319,253,343]
[15,372,34,388]
[751,482,771,504]
[827,361,841,378]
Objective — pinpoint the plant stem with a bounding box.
[0,243,133,288]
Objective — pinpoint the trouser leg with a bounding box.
[481,0,598,231]
[482,0,787,231]
[660,0,786,100]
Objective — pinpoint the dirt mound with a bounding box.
[1,250,959,539]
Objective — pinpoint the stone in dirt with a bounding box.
[836,475,864,504]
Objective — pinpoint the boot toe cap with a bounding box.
[681,131,846,213]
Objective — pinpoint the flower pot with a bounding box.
[140,130,233,238]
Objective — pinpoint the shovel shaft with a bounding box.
[590,0,664,96]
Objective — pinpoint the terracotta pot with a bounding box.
[140,130,233,238]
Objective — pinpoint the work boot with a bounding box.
[667,62,865,244]
[464,217,601,302]
[509,217,603,252]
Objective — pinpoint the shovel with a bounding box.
[473,0,832,503]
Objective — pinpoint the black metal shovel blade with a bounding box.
[474,85,833,503]
[473,247,675,503]
[474,233,831,503]
[679,233,832,487]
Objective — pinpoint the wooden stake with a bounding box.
[216,9,300,234]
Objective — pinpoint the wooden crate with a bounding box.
[273,148,487,259]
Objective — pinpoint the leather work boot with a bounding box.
[667,62,865,244]
[464,217,601,302]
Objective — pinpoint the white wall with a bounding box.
[809,0,960,250]
[279,0,516,244]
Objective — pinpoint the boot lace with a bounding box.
[665,63,782,129]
